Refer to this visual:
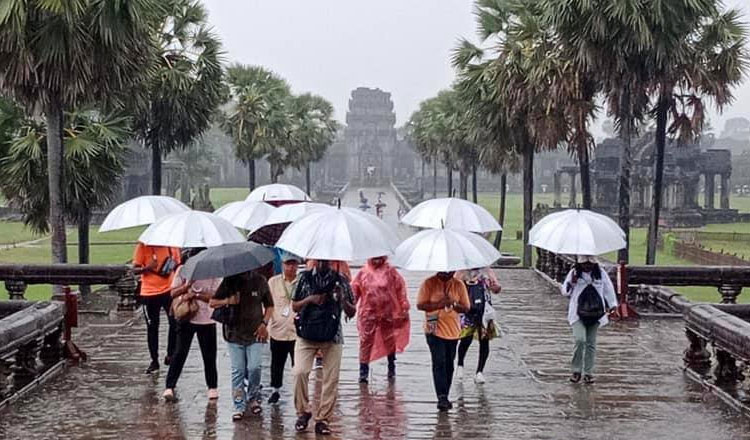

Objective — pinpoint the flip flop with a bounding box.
[315,421,332,436]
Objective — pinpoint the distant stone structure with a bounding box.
[573,134,738,227]
[321,87,419,187]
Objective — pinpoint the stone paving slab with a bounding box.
[1,187,749,439]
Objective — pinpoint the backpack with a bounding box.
[294,272,343,342]
[577,283,605,326]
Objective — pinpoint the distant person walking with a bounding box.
[561,255,618,384]
[163,248,221,402]
[266,253,301,404]
[132,242,181,374]
[211,271,274,421]
[416,271,470,411]
[455,268,501,384]
[292,260,356,436]
[351,256,410,383]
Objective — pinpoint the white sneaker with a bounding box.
[456,366,464,380]
[474,372,486,384]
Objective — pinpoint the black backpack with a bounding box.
[577,284,605,326]
[294,272,343,342]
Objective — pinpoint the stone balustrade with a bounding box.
[0,264,137,311]
[0,300,64,407]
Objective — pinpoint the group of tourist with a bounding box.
[133,241,617,435]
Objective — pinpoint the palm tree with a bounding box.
[453,1,567,266]
[131,0,224,196]
[286,94,338,195]
[544,0,654,263]
[223,64,291,190]
[644,5,748,265]
[0,0,157,264]
[0,107,129,284]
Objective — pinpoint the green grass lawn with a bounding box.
[0,220,44,245]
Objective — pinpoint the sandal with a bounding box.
[250,401,262,415]
[295,412,312,432]
[315,421,332,436]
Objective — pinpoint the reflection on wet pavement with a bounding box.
[1,188,749,439]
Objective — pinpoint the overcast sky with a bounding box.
[205,0,750,136]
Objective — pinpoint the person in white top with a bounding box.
[561,255,618,384]
[266,252,301,404]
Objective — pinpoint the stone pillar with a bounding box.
[704,173,715,209]
[684,330,711,376]
[114,271,138,311]
[718,284,742,304]
[553,172,561,207]
[714,349,743,385]
[720,174,730,210]
[568,172,577,208]
[4,280,27,300]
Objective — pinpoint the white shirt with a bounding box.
[561,266,618,327]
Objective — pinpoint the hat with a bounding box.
[281,252,301,263]
[576,255,597,264]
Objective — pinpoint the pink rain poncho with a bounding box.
[352,258,410,363]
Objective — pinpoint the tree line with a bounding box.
[410,0,748,266]
[0,0,338,266]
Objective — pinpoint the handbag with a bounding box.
[158,249,178,278]
[171,294,199,322]
[210,304,236,325]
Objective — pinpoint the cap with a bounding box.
[281,252,301,263]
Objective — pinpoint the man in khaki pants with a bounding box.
[291,260,356,436]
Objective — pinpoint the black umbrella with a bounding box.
[181,242,275,281]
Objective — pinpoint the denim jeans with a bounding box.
[571,320,599,375]
[425,334,458,401]
[227,342,264,412]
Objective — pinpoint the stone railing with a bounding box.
[0,264,138,311]
[535,248,750,411]
[0,300,64,407]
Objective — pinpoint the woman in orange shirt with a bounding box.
[416,271,470,412]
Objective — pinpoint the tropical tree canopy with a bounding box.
[131,0,224,194]
[0,106,130,233]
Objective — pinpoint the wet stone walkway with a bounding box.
[1,188,749,439]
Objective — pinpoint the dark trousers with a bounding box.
[142,293,176,365]
[270,338,295,389]
[165,322,218,389]
[457,333,490,373]
[425,334,458,400]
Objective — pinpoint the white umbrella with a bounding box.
[138,211,245,248]
[261,202,331,227]
[392,229,501,272]
[401,197,502,233]
[529,209,626,255]
[99,196,190,232]
[214,201,276,231]
[245,184,311,203]
[275,207,399,261]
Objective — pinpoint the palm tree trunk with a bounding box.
[459,168,468,200]
[646,91,669,265]
[248,159,256,190]
[579,142,591,209]
[78,210,91,297]
[617,87,633,264]
[420,159,425,199]
[46,99,67,265]
[522,144,534,267]
[493,173,507,249]
[432,156,437,198]
[306,163,312,197]
[447,162,453,197]
[270,162,277,184]
[471,163,478,203]
[151,145,162,195]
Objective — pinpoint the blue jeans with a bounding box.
[227,342,264,413]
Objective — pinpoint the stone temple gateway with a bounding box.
[321,87,418,187]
